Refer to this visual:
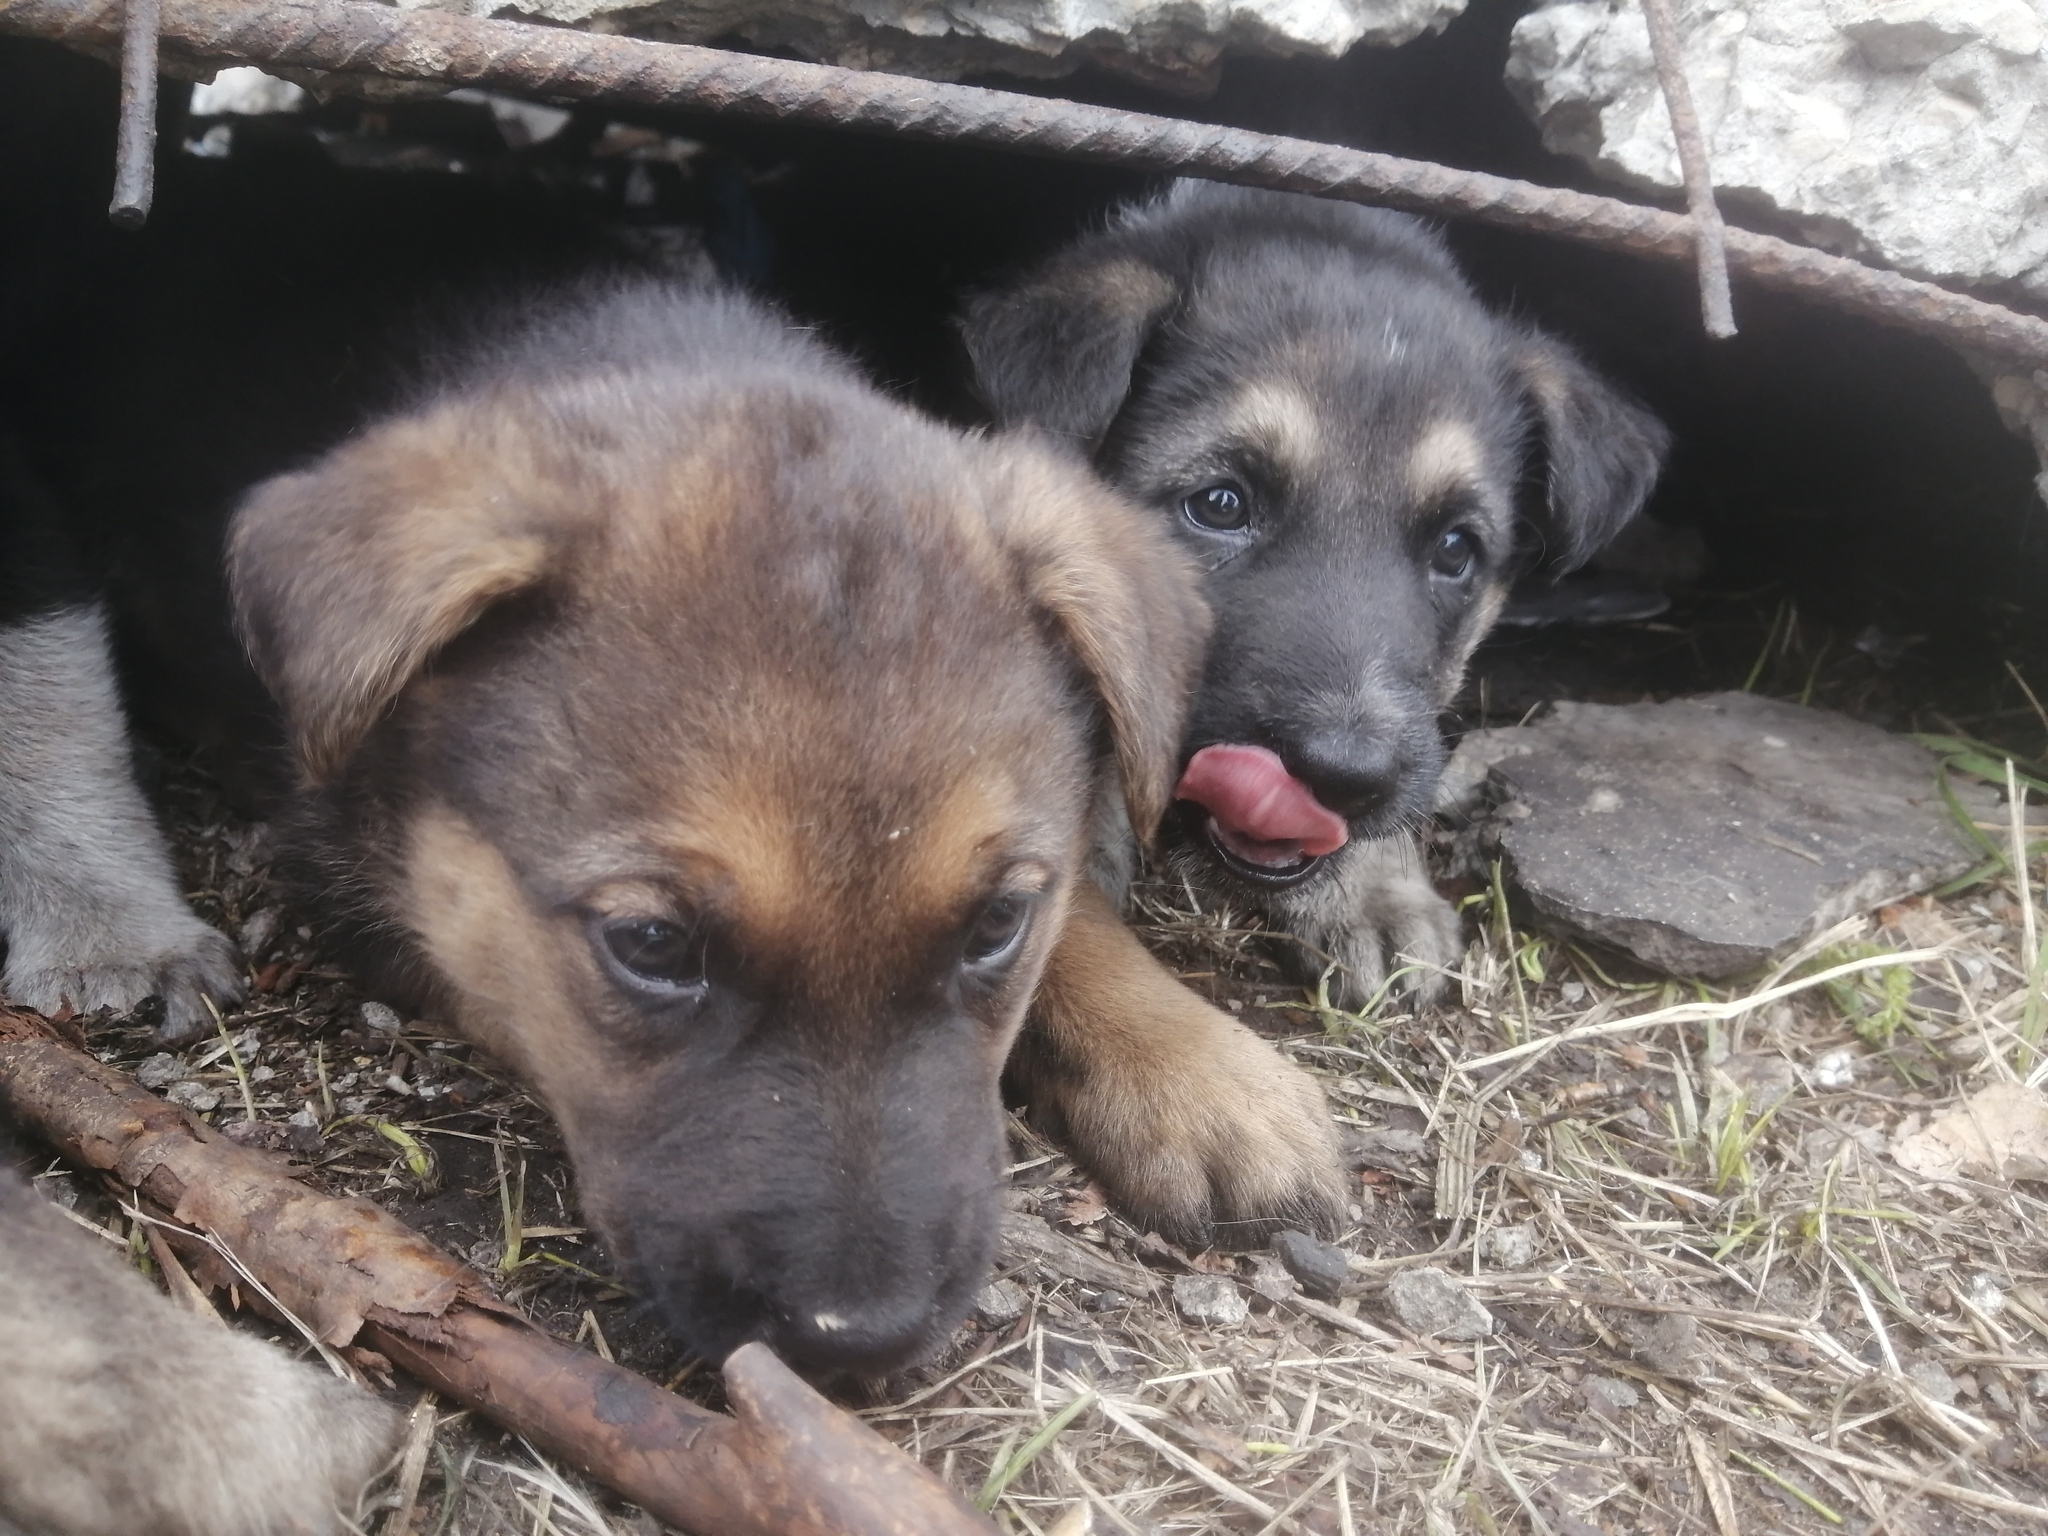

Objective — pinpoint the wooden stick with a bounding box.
[0,1006,994,1536]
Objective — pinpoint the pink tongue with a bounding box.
[1174,744,1350,866]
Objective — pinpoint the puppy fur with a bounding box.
[0,1163,397,1536]
[962,180,1670,1008]
[230,278,1208,1374]
[0,443,245,1039]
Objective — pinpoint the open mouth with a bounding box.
[1173,743,1348,889]
[1195,810,1325,885]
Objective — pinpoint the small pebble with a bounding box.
[1812,1048,1856,1089]
[136,1052,183,1090]
[237,906,282,958]
[973,1278,1029,1329]
[165,1081,222,1113]
[1581,1375,1638,1418]
[1172,1274,1249,1328]
[1271,1229,1349,1298]
[1385,1267,1493,1341]
[1484,1223,1536,1270]
[361,1002,403,1034]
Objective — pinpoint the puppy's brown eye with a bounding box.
[1181,483,1250,533]
[1432,527,1477,579]
[963,895,1030,968]
[600,917,705,992]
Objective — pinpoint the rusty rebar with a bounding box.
[5,0,2048,366]
[1640,0,1734,339]
[107,0,158,226]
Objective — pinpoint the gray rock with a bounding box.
[360,1001,404,1034]
[1384,1266,1494,1340]
[136,1052,184,1090]
[1483,1223,1536,1270]
[165,1080,222,1113]
[1455,693,1987,978]
[1581,1375,1639,1418]
[457,0,1464,92]
[1172,1273,1251,1327]
[237,906,282,960]
[974,1277,1030,1328]
[1272,1229,1350,1298]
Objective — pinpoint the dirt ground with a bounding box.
[17,588,2048,1535]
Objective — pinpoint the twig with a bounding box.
[1639,0,1733,338]
[108,0,158,226]
[5,0,2048,365]
[1456,946,1947,1074]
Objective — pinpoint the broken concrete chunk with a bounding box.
[1384,1266,1493,1340]
[471,0,1466,93]
[1172,1273,1250,1328]
[1452,693,1988,978]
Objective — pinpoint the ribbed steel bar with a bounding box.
[1640,0,1735,339]
[7,0,2048,366]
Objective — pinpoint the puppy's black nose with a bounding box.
[1281,731,1404,822]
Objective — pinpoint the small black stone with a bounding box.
[1271,1229,1350,1298]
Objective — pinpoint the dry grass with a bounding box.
[29,706,2048,1534]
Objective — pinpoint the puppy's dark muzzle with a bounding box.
[644,1197,996,1378]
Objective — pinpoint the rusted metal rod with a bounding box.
[0,1008,996,1536]
[1640,0,1734,339]
[3,0,2048,366]
[107,0,159,225]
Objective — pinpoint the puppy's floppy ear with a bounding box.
[959,253,1179,452]
[1513,331,1671,571]
[229,410,557,784]
[990,441,1210,842]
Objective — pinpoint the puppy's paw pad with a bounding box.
[5,920,245,1041]
[1316,881,1464,1010]
[1076,1029,1346,1251]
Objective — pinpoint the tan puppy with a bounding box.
[229,278,1215,1374]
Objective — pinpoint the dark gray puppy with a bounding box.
[0,1163,397,1536]
[961,180,1670,1006]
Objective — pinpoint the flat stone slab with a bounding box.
[1452,692,1989,978]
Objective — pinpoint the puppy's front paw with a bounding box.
[3,900,245,1045]
[1277,836,1464,1011]
[1035,1011,1347,1252]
